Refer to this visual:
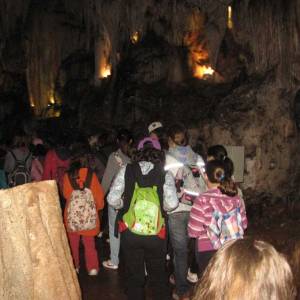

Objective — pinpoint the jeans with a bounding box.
[68,232,99,271]
[121,230,170,300]
[168,211,190,296]
[108,205,120,266]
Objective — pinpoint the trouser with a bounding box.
[168,211,190,296]
[121,230,170,300]
[68,232,99,271]
[196,249,216,277]
[108,205,120,265]
[189,238,199,274]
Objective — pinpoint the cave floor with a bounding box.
[78,211,300,300]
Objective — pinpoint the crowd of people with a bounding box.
[0,122,297,300]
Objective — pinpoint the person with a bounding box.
[188,159,247,277]
[4,132,32,187]
[63,148,104,276]
[102,129,133,270]
[148,121,163,140]
[165,123,206,300]
[148,121,168,150]
[192,238,296,300]
[107,137,178,300]
[207,144,246,212]
[31,144,47,182]
[42,134,71,210]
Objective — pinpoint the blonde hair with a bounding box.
[193,238,296,300]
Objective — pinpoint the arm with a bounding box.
[163,171,179,212]
[188,196,207,238]
[107,166,126,209]
[62,173,72,200]
[90,173,105,210]
[101,153,119,194]
[239,196,248,230]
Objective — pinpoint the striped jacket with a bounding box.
[188,188,247,252]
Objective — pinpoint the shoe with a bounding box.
[169,274,176,285]
[103,260,118,270]
[187,268,198,283]
[166,253,171,261]
[88,269,98,276]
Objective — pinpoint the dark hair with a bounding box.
[68,144,89,179]
[132,147,165,166]
[167,123,188,146]
[117,129,133,145]
[32,144,47,157]
[206,160,237,197]
[207,145,234,177]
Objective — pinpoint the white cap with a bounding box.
[148,121,163,134]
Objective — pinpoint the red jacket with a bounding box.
[63,168,104,236]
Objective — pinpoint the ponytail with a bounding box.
[206,160,238,197]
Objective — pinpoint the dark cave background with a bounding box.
[1,0,300,215]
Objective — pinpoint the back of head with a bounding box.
[206,160,237,197]
[193,239,296,300]
[117,129,133,146]
[133,137,165,165]
[167,123,188,147]
[68,143,90,179]
[207,144,234,178]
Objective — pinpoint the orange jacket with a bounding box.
[63,168,104,236]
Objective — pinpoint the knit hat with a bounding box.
[137,137,161,150]
[148,121,163,134]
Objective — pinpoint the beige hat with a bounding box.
[148,121,163,134]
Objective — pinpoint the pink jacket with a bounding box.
[188,188,247,252]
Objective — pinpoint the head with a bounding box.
[32,144,47,158]
[12,132,30,148]
[68,144,89,179]
[167,123,188,148]
[132,137,165,165]
[116,129,133,156]
[193,238,296,300]
[207,144,234,178]
[205,159,237,196]
[148,121,163,139]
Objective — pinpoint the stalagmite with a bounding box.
[0,181,81,300]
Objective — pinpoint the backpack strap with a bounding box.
[10,150,31,164]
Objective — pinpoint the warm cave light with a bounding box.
[49,94,55,104]
[131,31,139,44]
[194,65,215,79]
[100,64,112,78]
[227,6,233,29]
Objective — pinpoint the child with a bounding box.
[188,159,247,276]
[31,144,47,182]
[192,238,296,300]
[107,138,178,300]
[63,149,104,276]
[207,144,246,212]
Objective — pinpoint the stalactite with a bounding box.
[26,2,87,115]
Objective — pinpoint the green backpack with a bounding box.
[123,182,165,236]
